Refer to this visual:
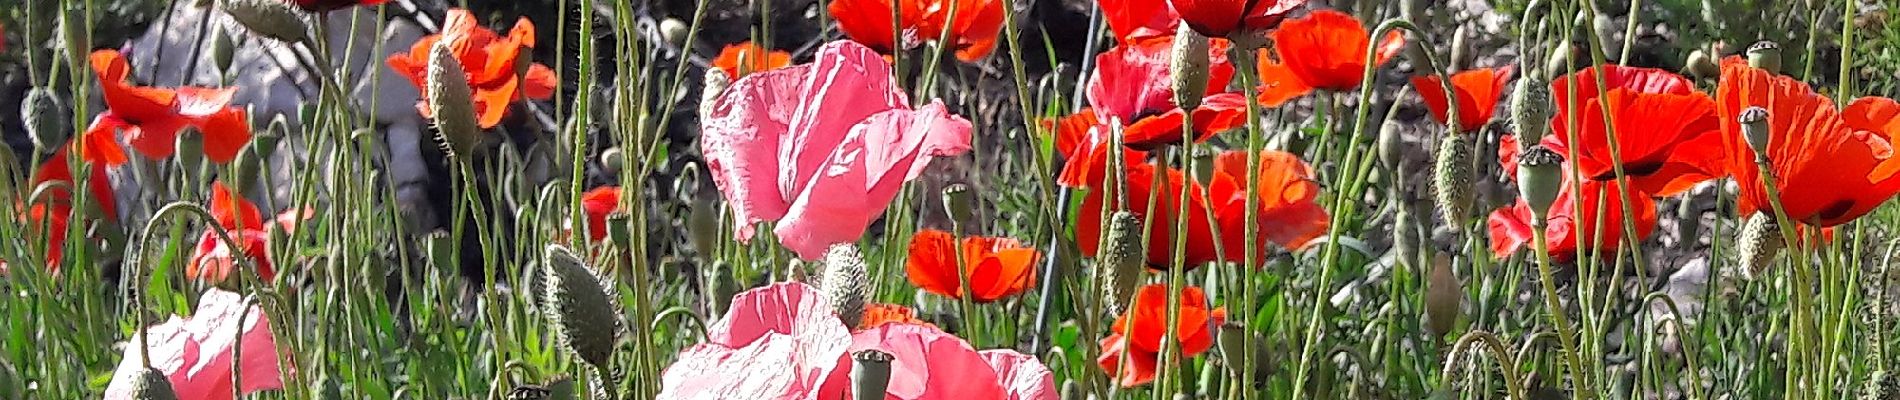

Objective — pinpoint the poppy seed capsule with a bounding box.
[426,40,483,160]
[175,129,205,171]
[1432,136,1475,224]
[941,183,976,227]
[1739,107,1772,156]
[1516,145,1566,220]
[1169,25,1212,111]
[1737,213,1784,279]
[22,88,64,151]
[606,211,634,249]
[121,367,180,400]
[219,0,310,44]
[1424,253,1461,338]
[1098,211,1148,315]
[212,27,238,75]
[542,245,620,371]
[822,244,870,328]
[850,350,895,399]
[1686,48,1720,80]
[1748,41,1782,74]
[1509,75,1553,146]
[1215,321,1249,377]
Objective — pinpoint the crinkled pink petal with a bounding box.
[774,102,973,260]
[661,282,852,400]
[104,289,285,400]
[701,63,810,241]
[842,324,1007,400]
[979,350,1058,400]
[778,41,910,204]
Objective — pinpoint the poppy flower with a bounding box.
[1716,61,1900,227]
[1074,161,1223,269]
[104,289,286,400]
[860,302,932,330]
[5,146,119,275]
[189,182,310,286]
[1531,65,1725,196]
[387,9,558,129]
[1087,36,1247,150]
[580,186,622,242]
[658,282,1056,399]
[700,40,973,260]
[1412,66,1515,133]
[1048,109,1141,188]
[1166,0,1306,39]
[1487,178,1657,261]
[289,0,388,12]
[1097,284,1225,387]
[83,49,253,166]
[828,0,1004,61]
[1254,10,1405,107]
[1097,0,1180,41]
[1209,150,1329,255]
[904,229,1041,303]
[712,41,793,79]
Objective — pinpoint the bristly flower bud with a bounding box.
[1740,106,1772,156]
[1377,120,1406,172]
[684,165,722,261]
[851,350,895,399]
[1169,25,1212,111]
[661,19,691,49]
[1747,41,1783,74]
[1424,253,1462,338]
[706,260,739,318]
[212,26,239,75]
[220,0,311,45]
[426,40,483,161]
[822,244,870,328]
[22,88,66,151]
[699,68,731,124]
[1432,136,1475,224]
[1448,26,1472,73]
[941,183,976,227]
[1516,145,1566,220]
[1685,48,1720,80]
[1510,74,1553,146]
[542,245,621,372]
[121,367,180,400]
[175,129,205,172]
[598,147,624,176]
[1098,211,1147,315]
[60,6,90,69]
[1737,212,1784,280]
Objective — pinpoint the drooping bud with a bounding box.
[60,6,90,69]
[1448,26,1471,73]
[851,350,894,399]
[822,244,870,328]
[1542,41,1577,80]
[598,147,624,176]
[1509,74,1553,146]
[684,165,721,261]
[1377,120,1406,172]
[1424,252,1461,337]
[1169,25,1212,111]
[1747,41,1782,74]
[1685,48,1720,80]
[1737,213,1784,279]
[1097,211,1147,315]
[22,88,66,151]
[220,0,311,44]
[706,260,739,317]
[426,40,483,161]
[699,69,731,123]
[1393,205,1422,268]
[941,183,976,227]
[1432,136,1475,224]
[119,367,180,400]
[542,245,620,371]
[660,19,691,49]
[212,26,239,74]
[1516,145,1566,220]
[1739,106,1772,156]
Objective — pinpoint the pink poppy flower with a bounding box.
[104,289,286,400]
[700,40,974,260]
[658,282,1055,400]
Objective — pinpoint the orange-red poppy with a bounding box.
[1075,161,1224,269]
[387,9,558,129]
[1087,36,1245,150]
[1412,66,1514,134]
[83,49,252,166]
[858,302,933,330]
[1098,0,1180,41]
[1048,108,1149,188]
[189,182,277,285]
[904,229,1041,303]
[1208,150,1329,257]
[1166,0,1305,39]
[9,146,118,275]
[291,0,388,12]
[1533,65,1725,197]
[580,186,622,242]
[712,41,792,79]
[1717,61,1900,227]
[1255,10,1404,107]
[1097,284,1225,387]
[828,0,1004,61]
[1487,177,1657,262]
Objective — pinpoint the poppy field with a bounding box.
[4,0,1900,398]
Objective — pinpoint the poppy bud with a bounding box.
[1737,212,1783,279]
[1748,41,1782,74]
[1448,26,1471,73]
[822,244,869,328]
[1739,106,1772,157]
[706,260,738,317]
[1215,321,1250,377]
[606,211,634,249]
[1169,25,1212,111]
[699,68,731,123]
[1377,120,1405,171]
[1685,48,1720,80]
[212,27,239,75]
[1424,253,1461,338]
[598,147,624,176]
[426,40,483,161]
[1542,42,1577,80]
[661,19,691,49]
[1863,370,1896,400]
[59,6,90,69]
[1097,211,1147,315]
[220,0,311,45]
[684,168,721,261]
[1394,206,1422,268]
[22,88,65,151]
[542,244,620,372]
[1509,75,1552,146]
[1432,136,1474,224]
[120,367,180,400]
[851,350,894,399]
[229,143,266,191]
[1515,145,1566,220]
[1192,146,1218,184]
[175,128,205,171]
[941,183,976,227]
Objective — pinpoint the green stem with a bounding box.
[1531,217,1591,400]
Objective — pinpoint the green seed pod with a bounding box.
[1097,211,1147,315]
[822,244,870,327]
[212,26,239,74]
[1424,253,1461,338]
[606,211,634,250]
[22,88,65,151]
[851,350,894,399]
[219,0,310,44]
[1432,136,1475,224]
[1685,48,1720,80]
[1510,75,1553,146]
[1169,24,1212,111]
[175,128,205,171]
[1515,145,1566,220]
[1737,213,1784,279]
[1748,41,1782,74]
[427,40,483,161]
[707,260,739,317]
[542,245,620,371]
[1740,106,1772,156]
[1215,321,1249,377]
[120,367,180,400]
[941,183,976,227]
[699,68,731,123]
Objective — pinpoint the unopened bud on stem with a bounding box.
[1169,25,1212,111]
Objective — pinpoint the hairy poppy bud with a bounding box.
[1542,42,1576,80]
[1448,26,1471,73]
[1748,41,1782,74]
[851,350,894,399]
[684,166,721,261]
[60,6,90,69]
[1685,48,1720,80]
[1424,253,1461,337]
[1737,213,1783,279]
[1394,206,1422,267]
[212,27,239,75]
[220,0,310,44]
[121,367,180,400]
[707,260,739,317]
[1863,370,1896,400]
[1215,321,1249,377]
[1739,106,1772,157]
[22,88,65,151]
[699,69,731,123]
[1516,145,1566,220]
[1510,75,1552,146]
[542,245,620,371]
[1377,120,1405,172]
[598,147,624,176]
[661,19,691,49]
[1169,25,1212,111]
[175,128,205,171]
[1098,211,1147,315]
[427,40,483,161]
[941,183,976,227]
[606,211,635,250]
[822,244,869,328]
[1432,136,1474,224]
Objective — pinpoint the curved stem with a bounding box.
[651,306,711,342]
[1439,330,1528,400]
[1642,293,1707,400]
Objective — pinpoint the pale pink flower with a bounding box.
[104,289,285,400]
[700,40,974,260]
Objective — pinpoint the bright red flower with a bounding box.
[828,0,1004,61]
[83,50,252,166]
[1075,162,1223,269]
[1098,0,1180,41]
[1412,66,1515,133]
[1717,61,1900,227]
[7,146,119,275]
[1082,36,1248,150]
[189,182,309,286]
[1255,10,1404,107]
[1166,0,1305,39]
[712,41,792,79]
[580,186,622,242]
[1535,65,1725,196]
[1209,150,1329,256]
[289,0,388,12]
[387,9,558,129]
[1487,178,1657,261]
[1097,284,1225,387]
[905,229,1041,303]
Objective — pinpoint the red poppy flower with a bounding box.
[1487,178,1657,261]
[7,146,119,275]
[828,0,1004,61]
[904,229,1041,303]
[188,182,310,286]
[1048,109,1149,188]
[1533,65,1725,196]
[1087,36,1247,150]
[580,186,622,242]
[1097,284,1225,387]
[387,9,558,129]
[1717,61,1900,227]
[289,0,388,12]
[858,302,932,330]
[1098,0,1180,41]
[1209,150,1329,256]
[1166,0,1305,39]
[712,41,792,79]
[1255,10,1405,107]
[1412,66,1515,134]
[1075,161,1223,269]
[83,50,252,166]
